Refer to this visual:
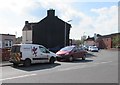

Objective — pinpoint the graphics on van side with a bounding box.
[32,47,37,57]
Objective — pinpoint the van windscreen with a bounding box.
[11,46,20,53]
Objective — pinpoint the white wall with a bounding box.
[22,30,32,44]
[0,35,2,48]
[0,41,2,48]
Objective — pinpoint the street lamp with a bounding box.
[64,20,72,47]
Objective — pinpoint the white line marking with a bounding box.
[58,61,113,71]
[94,61,113,65]
[100,61,112,64]
[59,65,88,71]
[0,61,113,81]
[0,74,36,81]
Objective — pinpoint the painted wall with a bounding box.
[22,30,32,44]
[0,35,2,48]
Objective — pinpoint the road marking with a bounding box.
[59,65,88,71]
[0,61,113,81]
[100,61,112,64]
[0,74,36,81]
[58,61,113,71]
[94,61,113,65]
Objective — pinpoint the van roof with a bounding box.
[13,44,44,47]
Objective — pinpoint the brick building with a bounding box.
[84,33,120,49]
[84,37,95,46]
[0,34,15,49]
[0,34,15,61]
[85,33,120,49]
[96,33,120,49]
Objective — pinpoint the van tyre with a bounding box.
[24,59,31,67]
[13,63,18,67]
[50,57,55,64]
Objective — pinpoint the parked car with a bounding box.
[83,45,89,51]
[56,45,87,62]
[89,46,99,52]
[9,44,57,67]
[88,46,92,51]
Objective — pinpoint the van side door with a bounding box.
[38,46,50,63]
[31,46,40,63]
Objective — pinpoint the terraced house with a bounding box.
[22,9,71,52]
[96,33,120,49]
[85,33,120,49]
[0,34,15,61]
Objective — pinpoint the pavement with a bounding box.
[0,61,12,67]
[108,48,120,51]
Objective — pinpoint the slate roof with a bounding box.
[22,23,37,31]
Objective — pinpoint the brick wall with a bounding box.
[102,37,112,49]
[1,48,10,61]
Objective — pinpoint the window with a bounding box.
[5,41,8,47]
[39,47,47,53]
[72,47,78,52]
[39,46,49,53]
[60,46,75,51]
[4,40,13,47]
[9,41,12,47]
[11,46,20,53]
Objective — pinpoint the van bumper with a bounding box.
[9,60,24,64]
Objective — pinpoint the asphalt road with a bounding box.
[1,50,118,83]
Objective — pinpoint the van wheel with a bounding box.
[24,59,31,67]
[82,54,86,60]
[50,57,55,64]
[13,63,18,67]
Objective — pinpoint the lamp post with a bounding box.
[64,20,72,47]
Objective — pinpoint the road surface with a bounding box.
[1,50,118,83]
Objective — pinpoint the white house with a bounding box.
[22,21,35,44]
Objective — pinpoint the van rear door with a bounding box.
[10,45,22,62]
[11,45,21,53]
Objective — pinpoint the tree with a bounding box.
[72,39,82,46]
[15,36,22,44]
[112,35,120,48]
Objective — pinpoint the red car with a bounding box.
[56,45,87,61]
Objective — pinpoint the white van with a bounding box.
[9,44,57,67]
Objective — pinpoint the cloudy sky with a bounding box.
[0,0,118,39]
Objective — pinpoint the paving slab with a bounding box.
[0,61,12,67]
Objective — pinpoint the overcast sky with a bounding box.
[0,0,119,39]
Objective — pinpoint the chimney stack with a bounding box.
[47,9,55,17]
[25,21,29,25]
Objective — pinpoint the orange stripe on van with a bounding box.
[16,53,20,61]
